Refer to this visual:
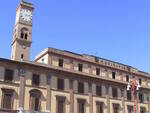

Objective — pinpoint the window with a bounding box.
[96,68,100,75]
[139,93,144,103]
[112,88,118,98]
[20,28,28,40]
[96,85,102,96]
[127,91,131,100]
[21,54,24,59]
[32,74,40,86]
[113,104,119,113]
[96,102,103,113]
[56,96,66,113]
[78,64,83,72]
[30,89,41,111]
[112,72,116,79]
[140,107,146,113]
[126,75,129,82]
[139,78,142,85]
[78,82,84,94]
[1,88,14,110]
[78,99,85,113]
[57,78,64,90]
[58,59,63,67]
[128,106,133,113]
[4,69,13,82]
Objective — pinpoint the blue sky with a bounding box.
[0,0,150,73]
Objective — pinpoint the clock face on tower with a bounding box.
[20,9,32,22]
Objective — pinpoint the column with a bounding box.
[18,69,26,112]
[46,75,51,113]
[121,89,125,113]
[136,92,139,113]
[70,79,74,113]
[89,82,93,113]
[106,85,110,113]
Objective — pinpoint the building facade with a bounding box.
[0,1,150,113]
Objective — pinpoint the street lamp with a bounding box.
[127,79,141,113]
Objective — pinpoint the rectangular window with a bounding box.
[96,102,103,113]
[139,78,142,85]
[32,74,40,86]
[2,89,14,110]
[139,93,144,103]
[78,82,84,94]
[58,59,63,67]
[96,68,100,75]
[4,69,13,82]
[112,88,118,98]
[126,75,129,82]
[96,85,102,96]
[78,64,83,72]
[127,91,131,100]
[128,106,133,113]
[57,78,64,90]
[112,72,116,79]
[56,96,65,113]
[78,99,85,113]
[113,104,119,113]
[140,107,146,113]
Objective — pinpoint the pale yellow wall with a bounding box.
[92,66,96,75]
[101,68,107,77]
[73,61,78,71]
[83,64,89,74]
[40,73,47,88]
[25,71,32,85]
[14,69,19,84]
[52,56,59,66]
[37,54,49,64]
[64,59,71,69]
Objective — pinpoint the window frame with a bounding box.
[78,63,83,72]
[57,78,64,90]
[78,82,84,94]
[4,69,14,82]
[112,72,116,79]
[32,74,40,86]
[58,59,64,67]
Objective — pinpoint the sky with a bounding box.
[0,0,150,73]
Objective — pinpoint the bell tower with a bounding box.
[11,0,34,61]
